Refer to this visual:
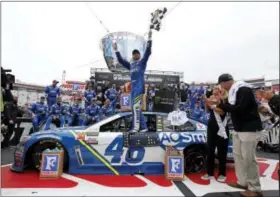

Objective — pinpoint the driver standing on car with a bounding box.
[30,96,48,132]
[113,30,152,133]
[82,98,100,126]
[44,96,65,130]
[69,98,83,126]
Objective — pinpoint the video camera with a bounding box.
[1,67,15,90]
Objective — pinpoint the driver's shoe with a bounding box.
[129,129,138,133]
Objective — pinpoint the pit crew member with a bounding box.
[100,99,115,119]
[30,96,48,132]
[104,84,118,110]
[82,98,100,126]
[84,86,97,108]
[69,99,83,126]
[44,80,60,111]
[44,97,65,130]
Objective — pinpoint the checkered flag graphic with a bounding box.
[149,7,167,31]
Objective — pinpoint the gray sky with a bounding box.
[2,2,279,85]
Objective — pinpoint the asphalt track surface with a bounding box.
[1,147,279,197]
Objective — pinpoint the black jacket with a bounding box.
[3,101,23,124]
[269,94,280,115]
[218,87,262,132]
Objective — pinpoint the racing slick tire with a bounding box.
[30,139,68,171]
[184,147,206,174]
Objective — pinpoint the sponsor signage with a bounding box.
[153,89,176,113]
[95,72,180,87]
[165,146,184,181]
[40,151,64,179]
[120,93,146,111]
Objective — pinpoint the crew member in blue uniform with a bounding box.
[113,30,152,132]
[30,96,48,132]
[101,99,115,119]
[105,84,118,111]
[84,86,97,109]
[45,80,60,111]
[62,102,71,126]
[69,99,83,126]
[45,96,65,130]
[191,101,204,121]
[82,98,100,126]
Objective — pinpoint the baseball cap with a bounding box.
[53,80,59,83]
[132,49,140,55]
[40,96,45,99]
[218,74,234,84]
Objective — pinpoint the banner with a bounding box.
[153,89,176,113]
[95,72,180,87]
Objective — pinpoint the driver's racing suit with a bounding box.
[82,104,100,126]
[115,40,152,132]
[30,102,48,132]
[45,103,65,130]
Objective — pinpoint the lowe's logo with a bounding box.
[159,132,207,147]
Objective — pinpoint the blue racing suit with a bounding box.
[84,90,96,108]
[45,86,60,110]
[116,40,152,131]
[105,88,118,110]
[30,102,48,132]
[191,106,204,121]
[45,103,65,130]
[69,104,83,126]
[82,104,100,126]
[101,104,115,119]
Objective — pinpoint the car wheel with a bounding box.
[184,148,206,174]
[31,139,68,171]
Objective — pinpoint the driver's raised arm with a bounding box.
[115,52,131,70]
[113,42,131,70]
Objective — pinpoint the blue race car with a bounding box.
[11,112,231,175]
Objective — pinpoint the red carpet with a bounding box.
[185,162,271,185]
[142,175,173,187]
[1,166,78,188]
[74,175,147,187]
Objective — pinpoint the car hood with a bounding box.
[30,126,88,137]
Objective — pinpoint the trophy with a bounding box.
[100,32,146,73]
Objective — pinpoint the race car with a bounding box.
[11,111,233,175]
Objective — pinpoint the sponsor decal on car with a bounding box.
[74,146,84,165]
[196,123,206,130]
[85,136,98,144]
[159,132,207,146]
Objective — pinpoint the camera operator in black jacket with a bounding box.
[2,97,23,149]
[206,74,263,197]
